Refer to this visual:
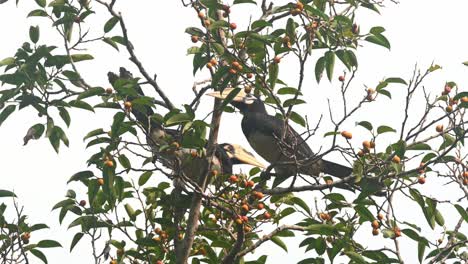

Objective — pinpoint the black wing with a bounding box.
[241,112,314,162]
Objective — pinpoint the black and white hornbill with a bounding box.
[207,88,355,188]
[108,68,265,185]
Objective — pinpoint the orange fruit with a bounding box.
[104,160,114,167]
[273,56,281,64]
[341,131,352,139]
[124,101,132,110]
[392,155,401,164]
[97,178,104,186]
[418,176,426,184]
[362,140,372,150]
[254,191,264,199]
[198,11,205,19]
[377,213,384,220]
[229,175,238,183]
[295,1,304,10]
[191,35,199,43]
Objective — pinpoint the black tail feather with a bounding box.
[322,160,353,178]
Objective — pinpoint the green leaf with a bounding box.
[52,199,74,210]
[67,171,94,183]
[37,240,62,248]
[28,9,48,17]
[30,249,48,264]
[418,241,426,263]
[35,0,46,7]
[283,99,306,107]
[0,190,16,198]
[434,210,444,226]
[385,77,407,85]
[234,0,256,4]
[407,143,432,151]
[325,51,335,81]
[422,153,437,163]
[138,171,152,186]
[290,111,305,127]
[365,34,391,50]
[268,62,279,89]
[370,26,385,35]
[377,89,392,98]
[315,56,325,83]
[454,204,468,223]
[277,87,301,95]
[30,224,49,232]
[0,57,15,66]
[344,251,366,264]
[71,54,94,63]
[83,128,106,141]
[103,37,119,51]
[291,197,310,215]
[357,121,373,131]
[77,87,105,100]
[315,237,326,255]
[29,26,40,43]
[48,0,64,6]
[251,20,272,29]
[70,232,84,252]
[69,100,94,112]
[428,64,441,72]
[0,105,16,127]
[58,108,71,127]
[104,16,119,33]
[377,125,395,134]
[354,205,375,223]
[410,188,425,207]
[166,113,192,126]
[271,236,287,252]
[124,204,136,221]
[401,229,422,242]
[200,0,218,8]
[118,154,131,171]
[306,224,339,236]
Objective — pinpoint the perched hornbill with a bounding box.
[207,88,355,188]
[107,68,264,185]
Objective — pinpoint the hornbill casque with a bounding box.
[207,88,356,190]
[107,68,265,187]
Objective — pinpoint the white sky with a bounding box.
[1,0,468,263]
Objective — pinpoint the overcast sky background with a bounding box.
[1,0,468,263]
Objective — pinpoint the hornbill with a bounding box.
[207,88,355,189]
[107,68,264,186]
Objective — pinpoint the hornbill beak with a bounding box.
[206,88,256,104]
[222,143,266,169]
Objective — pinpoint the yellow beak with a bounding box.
[224,144,265,168]
[206,88,247,102]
